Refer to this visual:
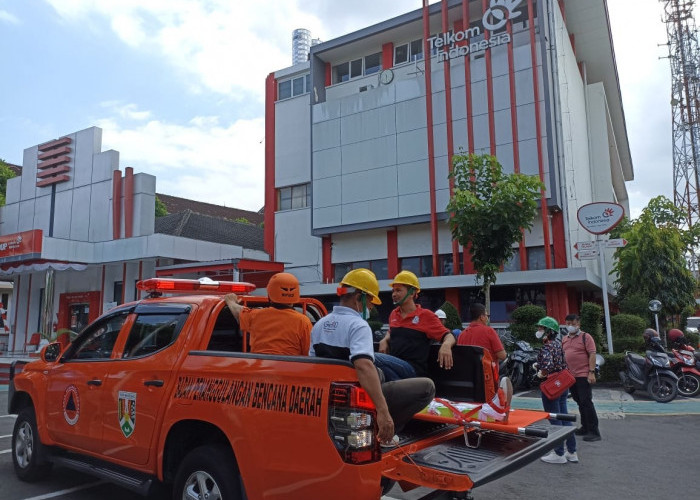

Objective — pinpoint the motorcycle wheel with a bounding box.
[647,376,677,403]
[620,372,635,394]
[677,373,700,398]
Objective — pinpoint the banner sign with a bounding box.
[0,230,43,263]
[577,203,625,235]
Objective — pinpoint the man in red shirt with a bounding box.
[457,303,507,363]
[376,270,455,381]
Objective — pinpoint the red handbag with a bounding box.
[540,369,575,399]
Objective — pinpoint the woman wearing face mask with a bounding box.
[535,316,578,464]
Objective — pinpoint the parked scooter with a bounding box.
[500,335,540,390]
[619,350,678,403]
[668,347,700,397]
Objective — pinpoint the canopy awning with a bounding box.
[0,261,88,277]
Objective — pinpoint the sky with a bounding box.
[0,0,688,217]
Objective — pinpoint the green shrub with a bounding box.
[598,353,625,383]
[509,305,546,341]
[685,330,700,348]
[617,293,651,323]
[439,301,463,331]
[580,302,603,349]
[611,336,644,353]
[610,314,646,339]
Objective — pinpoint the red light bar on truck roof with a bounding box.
[136,277,256,295]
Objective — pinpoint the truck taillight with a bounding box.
[328,382,380,465]
[136,277,256,295]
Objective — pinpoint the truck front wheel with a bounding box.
[13,407,52,482]
[173,445,242,500]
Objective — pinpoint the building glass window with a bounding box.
[333,259,389,282]
[400,256,433,277]
[527,246,552,271]
[292,76,304,96]
[333,62,350,83]
[364,52,382,74]
[503,252,522,272]
[278,80,292,100]
[277,183,310,211]
[394,44,409,65]
[350,58,363,78]
[410,39,424,60]
[114,281,123,306]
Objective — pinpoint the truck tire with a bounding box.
[12,407,52,482]
[173,444,242,500]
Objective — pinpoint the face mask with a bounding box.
[566,325,578,334]
[535,329,544,339]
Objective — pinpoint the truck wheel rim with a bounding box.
[15,421,33,468]
[183,471,221,500]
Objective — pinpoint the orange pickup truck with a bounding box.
[8,278,574,499]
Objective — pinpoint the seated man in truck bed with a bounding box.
[224,272,311,356]
[310,268,435,446]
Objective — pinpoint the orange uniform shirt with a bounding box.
[240,307,311,356]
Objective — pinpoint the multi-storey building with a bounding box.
[264,0,632,322]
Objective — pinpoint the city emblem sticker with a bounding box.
[118,391,137,438]
[63,385,80,426]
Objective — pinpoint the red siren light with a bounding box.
[136,277,256,295]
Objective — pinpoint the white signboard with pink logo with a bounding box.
[576,202,625,235]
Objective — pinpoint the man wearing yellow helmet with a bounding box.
[310,269,435,447]
[376,270,456,381]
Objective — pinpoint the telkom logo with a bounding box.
[482,0,523,31]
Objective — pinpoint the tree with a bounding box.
[447,153,544,311]
[155,196,168,217]
[0,159,17,206]
[611,196,698,323]
[438,301,463,331]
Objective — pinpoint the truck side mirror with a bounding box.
[41,342,62,362]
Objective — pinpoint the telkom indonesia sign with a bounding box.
[429,0,524,63]
[577,202,625,235]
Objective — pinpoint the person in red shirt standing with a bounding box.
[376,270,455,381]
[224,272,311,356]
[457,303,507,364]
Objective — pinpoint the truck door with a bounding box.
[44,311,129,453]
[99,303,191,466]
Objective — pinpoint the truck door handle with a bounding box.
[87,379,102,386]
[144,380,164,387]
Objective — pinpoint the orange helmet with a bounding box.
[267,272,300,304]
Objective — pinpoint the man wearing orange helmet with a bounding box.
[224,272,311,356]
[310,269,435,447]
[376,270,455,381]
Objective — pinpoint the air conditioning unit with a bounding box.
[359,85,373,92]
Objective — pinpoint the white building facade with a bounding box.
[0,127,269,352]
[264,0,633,322]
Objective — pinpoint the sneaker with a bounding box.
[540,450,567,464]
[583,433,601,442]
[564,451,579,463]
[574,427,588,436]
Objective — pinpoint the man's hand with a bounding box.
[438,343,453,370]
[223,293,243,320]
[588,373,596,384]
[376,408,395,444]
[378,337,390,354]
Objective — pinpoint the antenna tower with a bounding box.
[662,0,700,234]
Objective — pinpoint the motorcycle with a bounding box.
[619,350,678,403]
[668,346,700,397]
[500,335,540,390]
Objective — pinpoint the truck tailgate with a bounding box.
[382,422,575,492]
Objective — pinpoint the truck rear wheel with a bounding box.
[13,407,52,482]
[173,444,242,500]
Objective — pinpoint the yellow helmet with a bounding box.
[339,268,382,305]
[390,270,420,292]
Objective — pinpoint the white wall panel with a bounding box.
[397,223,432,256]
[516,103,537,140]
[470,80,488,115]
[275,209,322,271]
[342,166,397,203]
[469,56,486,82]
[313,205,342,229]
[88,181,113,242]
[395,97,426,133]
[398,159,429,195]
[491,47,509,77]
[434,155,450,191]
[398,192,430,218]
[341,107,396,144]
[494,109,513,145]
[395,77,425,103]
[312,119,341,152]
[452,119,469,152]
[275,97,311,186]
[332,229,386,262]
[397,129,428,163]
[70,186,91,241]
[515,69,535,105]
[495,143,515,174]
[313,148,342,179]
[492,75,511,111]
[431,90,446,125]
[313,99,342,123]
[341,135,397,174]
[435,188,451,215]
[450,87,467,120]
[432,122,448,159]
[518,139,540,176]
[471,114,490,151]
[314,176,342,208]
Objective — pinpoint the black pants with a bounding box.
[570,377,599,435]
[382,377,435,433]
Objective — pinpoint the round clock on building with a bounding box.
[379,69,394,84]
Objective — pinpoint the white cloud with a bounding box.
[0,9,19,24]
[96,110,265,211]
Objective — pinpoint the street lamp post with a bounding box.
[648,299,663,344]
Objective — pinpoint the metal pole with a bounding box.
[598,240,614,354]
[654,313,661,342]
[40,268,55,341]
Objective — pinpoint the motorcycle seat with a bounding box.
[627,352,645,365]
